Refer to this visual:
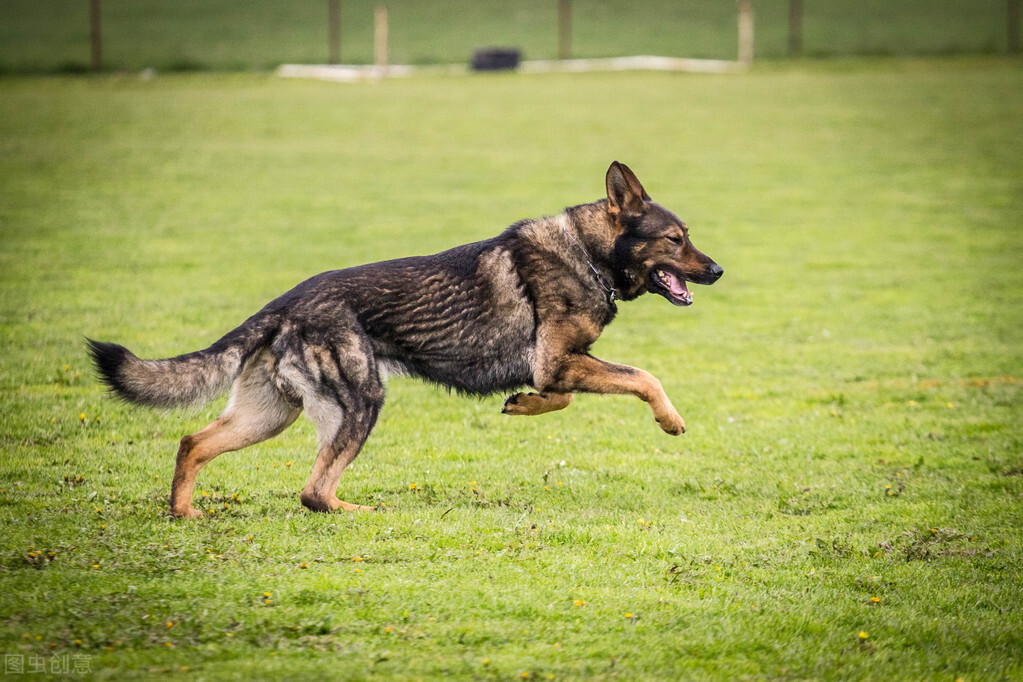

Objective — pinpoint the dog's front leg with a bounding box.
[502,391,574,416]
[542,354,685,435]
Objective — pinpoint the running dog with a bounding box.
[88,162,723,518]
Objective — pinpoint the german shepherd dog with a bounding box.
[88,162,722,518]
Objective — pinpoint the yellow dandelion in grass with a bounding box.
[92,563,99,569]
[858,631,868,640]
[573,599,586,607]
[166,621,174,628]
[482,659,490,666]
[79,413,86,422]
[384,626,393,633]
[409,483,417,490]
[164,642,173,648]
[624,612,633,619]
[285,461,293,468]
[871,597,881,604]
[300,562,308,569]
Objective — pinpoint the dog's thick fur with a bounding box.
[88,162,722,518]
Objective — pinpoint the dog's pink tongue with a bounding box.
[663,271,692,302]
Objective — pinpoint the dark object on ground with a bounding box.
[471,48,521,71]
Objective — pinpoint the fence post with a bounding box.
[374,6,388,71]
[328,0,341,64]
[558,0,572,60]
[738,0,754,66]
[1010,0,1021,54]
[90,0,102,72]
[788,0,802,56]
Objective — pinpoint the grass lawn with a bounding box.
[1,57,1022,679]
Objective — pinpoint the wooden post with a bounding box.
[328,0,341,64]
[374,6,388,70]
[1010,0,1021,54]
[788,0,802,56]
[89,0,102,72]
[558,0,572,61]
[738,0,754,66]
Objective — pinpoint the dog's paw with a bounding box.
[336,501,376,513]
[170,507,205,520]
[656,412,686,436]
[504,392,573,417]
[502,392,534,415]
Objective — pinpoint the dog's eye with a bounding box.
[666,235,684,245]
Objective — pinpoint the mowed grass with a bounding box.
[1,58,1022,679]
[0,0,1015,73]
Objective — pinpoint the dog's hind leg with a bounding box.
[299,390,382,513]
[170,351,300,519]
[277,327,385,513]
[502,392,574,416]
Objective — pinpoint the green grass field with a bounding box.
[0,0,1016,73]
[1,57,1022,679]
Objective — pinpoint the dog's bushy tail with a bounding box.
[86,318,274,409]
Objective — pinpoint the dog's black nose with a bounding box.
[708,263,724,281]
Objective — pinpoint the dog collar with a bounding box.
[561,225,620,305]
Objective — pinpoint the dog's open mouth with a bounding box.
[650,267,693,306]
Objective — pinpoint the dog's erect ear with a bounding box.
[606,161,650,216]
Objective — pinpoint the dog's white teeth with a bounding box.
[656,269,665,279]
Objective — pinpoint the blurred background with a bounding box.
[0,0,1018,74]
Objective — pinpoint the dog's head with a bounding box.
[606,161,722,306]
